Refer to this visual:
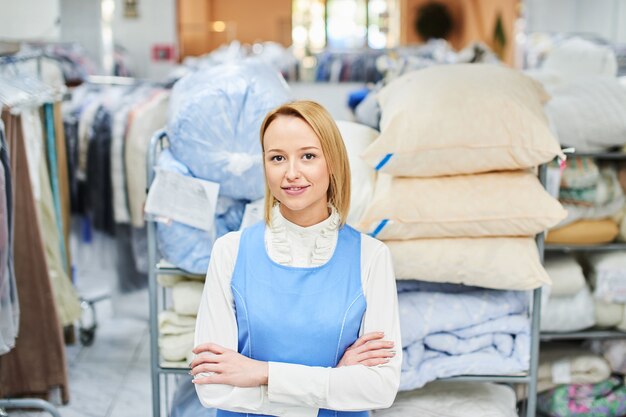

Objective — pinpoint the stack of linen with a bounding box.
[357,63,566,390]
[150,60,291,274]
[157,274,205,367]
[586,251,626,331]
[396,281,530,389]
[535,346,626,417]
[541,255,596,332]
[546,158,624,245]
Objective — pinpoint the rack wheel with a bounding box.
[79,326,96,346]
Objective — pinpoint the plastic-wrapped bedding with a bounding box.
[168,59,292,200]
[156,149,246,274]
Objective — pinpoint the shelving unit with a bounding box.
[539,150,626,409]
[146,130,206,417]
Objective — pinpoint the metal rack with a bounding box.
[147,131,207,417]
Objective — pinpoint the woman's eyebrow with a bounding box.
[266,146,320,153]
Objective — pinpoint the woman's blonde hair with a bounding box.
[259,100,351,226]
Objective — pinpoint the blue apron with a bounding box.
[217,221,367,417]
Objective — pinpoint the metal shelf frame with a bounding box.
[541,329,626,341]
[545,243,626,253]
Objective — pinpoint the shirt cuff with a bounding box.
[267,361,330,408]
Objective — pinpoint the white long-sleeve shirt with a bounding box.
[194,206,402,417]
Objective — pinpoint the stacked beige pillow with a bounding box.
[358,64,567,290]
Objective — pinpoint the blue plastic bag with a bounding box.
[168,59,291,200]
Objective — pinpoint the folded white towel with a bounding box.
[172,280,205,316]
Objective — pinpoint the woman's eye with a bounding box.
[271,155,285,162]
[303,153,316,160]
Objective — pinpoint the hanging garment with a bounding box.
[125,89,169,228]
[0,111,69,403]
[86,105,115,234]
[115,224,147,293]
[53,102,72,268]
[21,108,81,326]
[0,120,18,355]
[62,115,81,211]
[43,103,69,273]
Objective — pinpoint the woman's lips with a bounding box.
[282,185,309,196]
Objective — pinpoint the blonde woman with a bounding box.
[191,100,401,417]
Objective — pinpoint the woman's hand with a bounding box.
[190,343,269,387]
[337,332,395,367]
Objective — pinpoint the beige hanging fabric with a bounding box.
[21,108,80,326]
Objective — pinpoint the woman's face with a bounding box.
[263,115,330,227]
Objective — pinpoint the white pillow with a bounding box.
[359,170,566,239]
[335,121,378,226]
[545,77,626,152]
[542,38,618,80]
[372,382,518,417]
[172,280,204,316]
[544,255,586,297]
[387,237,549,290]
[361,64,563,177]
[541,285,595,332]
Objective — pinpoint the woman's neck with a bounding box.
[278,201,331,228]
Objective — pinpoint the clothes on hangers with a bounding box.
[0,110,69,403]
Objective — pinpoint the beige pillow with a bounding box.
[546,219,619,245]
[361,64,563,177]
[359,170,566,239]
[387,237,550,290]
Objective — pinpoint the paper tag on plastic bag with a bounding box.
[239,199,265,230]
[551,359,572,384]
[145,168,220,232]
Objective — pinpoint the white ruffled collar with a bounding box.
[268,204,340,266]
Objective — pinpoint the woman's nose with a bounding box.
[285,160,301,180]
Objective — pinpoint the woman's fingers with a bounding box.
[191,363,221,376]
[359,349,395,360]
[360,357,391,366]
[354,339,395,354]
[192,372,228,385]
[348,332,385,350]
[192,342,228,355]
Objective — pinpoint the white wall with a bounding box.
[60,0,104,70]
[0,0,60,40]
[111,0,177,80]
[0,0,177,80]
[525,0,626,43]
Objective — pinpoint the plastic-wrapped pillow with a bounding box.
[168,59,291,200]
[155,149,246,274]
